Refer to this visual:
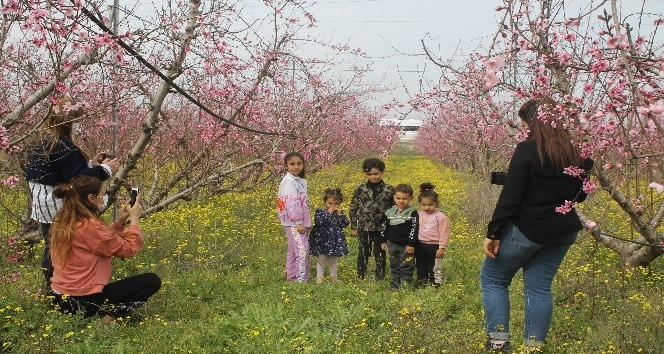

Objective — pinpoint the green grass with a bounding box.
[0,153,662,353]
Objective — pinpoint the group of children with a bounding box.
[277,153,451,288]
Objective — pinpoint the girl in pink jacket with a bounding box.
[415,182,451,287]
[277,152,311,282]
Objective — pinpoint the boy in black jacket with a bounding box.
[380,184,419,289]
[349,158,395,280]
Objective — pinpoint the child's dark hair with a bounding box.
[362,158,385,173]
[323,188,343,202]
[284,151,305,178]
[418,182,439,205]
[394,183,414,196]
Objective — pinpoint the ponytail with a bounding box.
[418,182,439,205]
[50,176,103,265]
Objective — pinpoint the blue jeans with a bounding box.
[480,223,577,344]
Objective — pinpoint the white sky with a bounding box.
[298,0,501,118]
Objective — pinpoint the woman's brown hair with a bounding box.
[50,176,103,265]
[518,97,582,171]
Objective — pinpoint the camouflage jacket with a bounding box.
[349,181,395,231]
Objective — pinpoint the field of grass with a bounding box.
[1,152,662,353]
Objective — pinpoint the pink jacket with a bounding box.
[277,172,311,227]
[51,218,143,296]
[417,210,450,248]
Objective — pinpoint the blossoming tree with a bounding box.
[0,0,397,238]
[416,0,663,267]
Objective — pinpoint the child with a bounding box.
[415,182,451,287]
[308,188,350,284]
[277,152,311,282]
[349,158,395,280]
[380,184,419,289]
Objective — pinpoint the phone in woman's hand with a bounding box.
[129,187,139,206]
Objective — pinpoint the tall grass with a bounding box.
[0,153,661,353]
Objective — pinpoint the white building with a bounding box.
[383,118,422,140]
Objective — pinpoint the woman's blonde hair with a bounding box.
[50,176,103,265]
[39,97,87,158]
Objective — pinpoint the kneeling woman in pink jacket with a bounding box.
[49,176,160,323]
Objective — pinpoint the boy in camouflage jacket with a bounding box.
[350,158,395,280]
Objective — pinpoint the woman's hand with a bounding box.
[127,193,143,226]
[102,157,120,175]
[93,152,107,165]
[484,238,501,259]
[436,248,445,258]
[296,224,306,234]
[117,205,131,225]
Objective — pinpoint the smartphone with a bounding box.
[129,187,139,206]
[102,153,116,160]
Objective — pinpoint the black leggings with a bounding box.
[53,273,161,318]
[40,223,53,286]
[415,242,438,285]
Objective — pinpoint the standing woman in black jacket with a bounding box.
[24,97,119,286]
[481,98,594,353]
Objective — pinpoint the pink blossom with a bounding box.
[64,7,76,17]
[556,51,571,64]
[564,18,580,27]
[2,0,21,15]
[639,107,650,115]
[606,36,621,48]
[32,37,46,47]
[535,74,550,85]
[555,200,577,214]
[607,36,629,49]
[591,59,609,72]
[602,163,615,170]
[483,57,504,71]
[585,221,597,229]
[648,104,664,115]
[31,8,49,20]
[583,180,596,193]
[95,34,114,46]
[649,182,664,193]
[563,166,586,177]
[484,70,500,89]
